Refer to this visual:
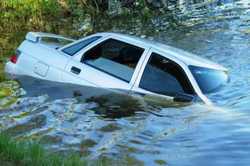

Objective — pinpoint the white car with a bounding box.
[5,32,229,105]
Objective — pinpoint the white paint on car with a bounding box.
[5,32,229,105]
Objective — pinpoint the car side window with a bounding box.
[139,53,194,96]
[62,36,101,56]
[81,39,144,82]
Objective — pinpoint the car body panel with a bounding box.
[16,40,68,82]
[33,61,49,77]
[5,32,227,105]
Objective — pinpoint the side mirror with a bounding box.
[173,93,195,103]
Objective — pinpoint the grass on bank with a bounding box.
[0,63,5,82]
[0,134,143,166]
[0,134,91,166]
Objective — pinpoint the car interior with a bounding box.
[81,39,144,82]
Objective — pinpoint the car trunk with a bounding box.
[39,37,74,49]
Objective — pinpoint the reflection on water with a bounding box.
[1,0,250,165]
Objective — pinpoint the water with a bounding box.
[1,0,250,165]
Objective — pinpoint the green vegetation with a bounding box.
[0,133,88,166]
[0,61,5,82]
[86,93,144,118]
[0,0,84,82]
[0,80,20,109]
[0,0,179,82]
[3,115,47,137]
[0,133,144,166]
[99,123,122,132]
[155,159,167,165]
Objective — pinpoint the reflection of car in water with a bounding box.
[5,32,229,105]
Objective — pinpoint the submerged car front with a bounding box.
[189,65,229,104]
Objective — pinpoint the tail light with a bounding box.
[10,50,21,64]
[10,55,18,64]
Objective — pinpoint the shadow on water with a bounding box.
[12,76,190,119]
[16,76,114,100]
[0,76,199,164]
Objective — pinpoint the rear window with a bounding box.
[62,36,101,56]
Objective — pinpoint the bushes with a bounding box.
[0,0,72,82]
[0,0,177,82]
[0,0,101,61]
[0,0,61,32]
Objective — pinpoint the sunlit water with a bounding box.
[1,1,250,165]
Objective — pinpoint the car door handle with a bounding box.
[71,66,81,75]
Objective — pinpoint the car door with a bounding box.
[63,36,149,91]
[131,49,196,98]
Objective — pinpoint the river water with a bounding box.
[1,0,250,165]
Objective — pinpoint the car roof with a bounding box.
[94,32,227,71]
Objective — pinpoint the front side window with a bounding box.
[189,65,229,94]
[81,39,144,82]
[62,36,101,56]
[139,53,194,96]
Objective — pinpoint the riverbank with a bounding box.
[0,134,90,166]
[0,63,5,82]
[0,133,143,166]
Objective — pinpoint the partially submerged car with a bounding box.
[5,32,229,105]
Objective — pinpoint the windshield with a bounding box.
[189,65,229,94]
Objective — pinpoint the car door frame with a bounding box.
[131,47,211,104]
[66,34,151,90]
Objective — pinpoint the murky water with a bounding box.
[1,0,250,165]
